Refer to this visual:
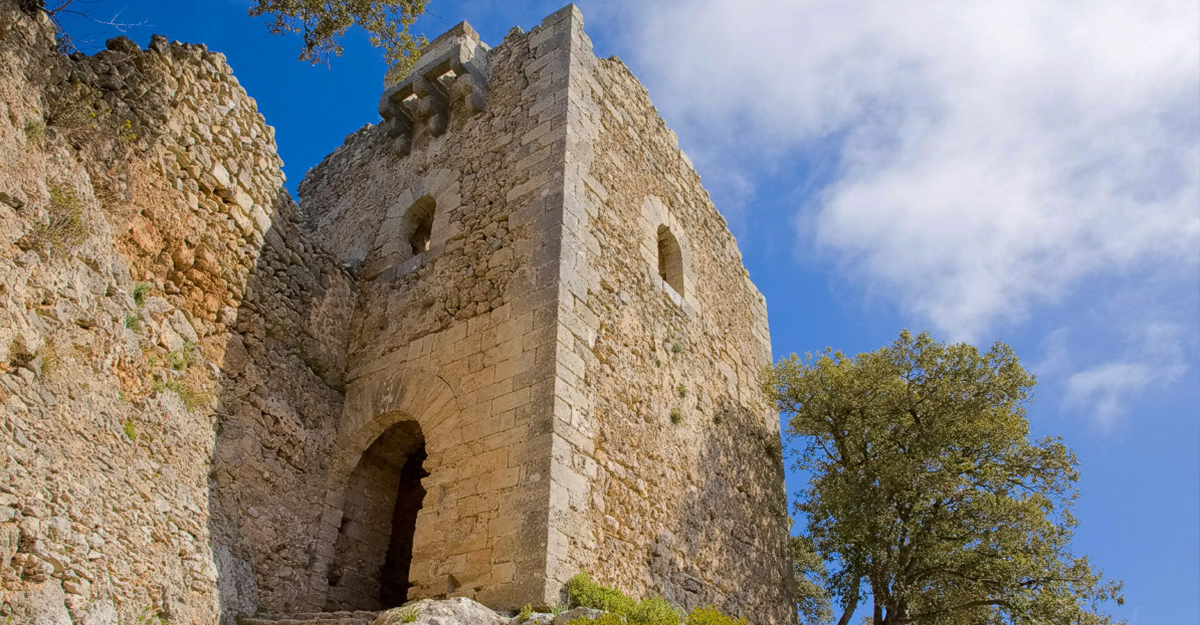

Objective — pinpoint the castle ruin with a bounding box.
[0,3,793,624]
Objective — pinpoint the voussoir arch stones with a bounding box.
[332,367,460,479]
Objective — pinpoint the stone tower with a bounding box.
[296,6,792,623]
[0,2,792,624]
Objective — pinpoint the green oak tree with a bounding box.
[250,0,428,74]
[765,331,1124,625]
[791,533,834,625]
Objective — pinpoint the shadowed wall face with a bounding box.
[327,421,427,611]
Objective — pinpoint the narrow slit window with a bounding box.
[404,196,436,256]
[657,225,684,296]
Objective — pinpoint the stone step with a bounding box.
[239,610,380,625]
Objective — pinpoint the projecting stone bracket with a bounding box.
[379,22,489,157]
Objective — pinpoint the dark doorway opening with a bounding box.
[326,421,429,611]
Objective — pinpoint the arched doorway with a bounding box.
[325,421,429,611]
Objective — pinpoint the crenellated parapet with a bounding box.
[378,22,489,156]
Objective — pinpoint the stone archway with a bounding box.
[325,420,429,610]
[308,368,461,612]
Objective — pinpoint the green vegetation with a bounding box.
[398,604,421,623]
[24,119,45,149]
[125,313,141,333]
[670,341,684,354]
[564,573,682,625]
[669,409,683,425]
[518,604,533,623]
[136,605,169,624]
[625,596,678,625]
[122,419,137,442]
[133,283,150,306]
[116,118,137,143]
[789,535,832,625]
[565,573,636,615]
[676,384,688,399]
[151,375,208,412]
[683,607,746,625]
[765,330,1125,625]
[38,337,60,378]
[249,0,428,78]
[20,181,86,257]
[45,78,102,132]
[167,341,195,371]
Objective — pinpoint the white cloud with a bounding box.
[616,0,1200,340]
[1062,323,1188,431]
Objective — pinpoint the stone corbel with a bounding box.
[378,22,489,157]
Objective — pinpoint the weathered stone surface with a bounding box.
[0,1,791,624]
[375,597,508,625]
[553,607,602,625]
[3,580,73,624]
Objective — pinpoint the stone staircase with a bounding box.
[238,611,381,625]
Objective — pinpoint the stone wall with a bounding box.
[1,2,794,624]
[539,10,795,625]
[297,10,587,611]
[0,2,354,622]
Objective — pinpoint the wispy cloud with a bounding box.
[616,0,1200,341]
[1062,324,1189,432]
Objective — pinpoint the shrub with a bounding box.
[518,604,533,622]
[20,181,86,257]
[626,596,679,625]
[569,615,613,625]
[125,313,141,332]
[683,608,746,625]
[565,573,636,614]
[122,419,137,442]
[569,615,623,625]
[564,574,680,625]
[670,409,683,425]
[24,119,45,149]
[676,384,688,399]
[670,341,684,354]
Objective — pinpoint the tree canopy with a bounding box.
[765,331,1124,625]
[249,0,428,74]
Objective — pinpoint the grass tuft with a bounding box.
[133,283,150,307]
[19,181,86,257]
[399,604,421,623]
[24,119,45,149]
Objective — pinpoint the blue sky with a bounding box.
[57,1,1200,622]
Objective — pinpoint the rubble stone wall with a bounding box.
[0,2,354,622]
